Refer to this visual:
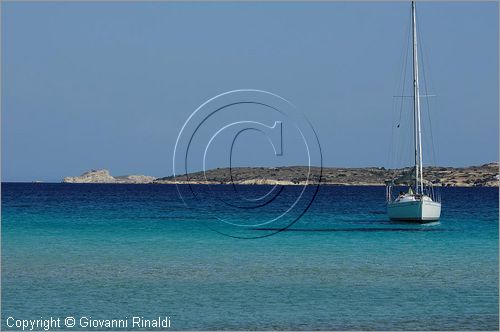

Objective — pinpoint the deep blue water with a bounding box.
[2,183,498,330]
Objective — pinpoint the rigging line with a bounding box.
[388,29,406,169]
[396,98,412,170]
[421,118,432,168]
[397,104,407,168]
[389,9,412,169]
[422,51,439,167]
[397,9,412,131]
[393,7,412,168]
[389,96,397,168]
[417,15,438,167]
[394,8,412,169]
[396,100,413,169]
[397,41,410,130]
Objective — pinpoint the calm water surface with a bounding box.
[2,183,498,330]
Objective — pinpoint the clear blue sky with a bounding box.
[2,2,498,182]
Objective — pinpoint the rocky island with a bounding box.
[64,163,499,187]
[155,163,499,187]
[63,169,156,184]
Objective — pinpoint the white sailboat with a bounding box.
[386,1,441,222]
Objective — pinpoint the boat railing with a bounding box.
[386,183,441,203]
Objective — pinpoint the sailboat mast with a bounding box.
[411,1,424,194]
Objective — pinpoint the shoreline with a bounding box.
[4,181,499,188]
[15,162,499,187]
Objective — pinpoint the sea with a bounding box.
[2,183,498,330]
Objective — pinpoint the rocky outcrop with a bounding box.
[114,175,157,184]
[155,163,499,187]
[63,169,156,184]
[417,163,499,187]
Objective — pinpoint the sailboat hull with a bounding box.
[387,199,441,222]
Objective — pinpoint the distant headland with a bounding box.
[63,163,499,187]
[63,169,155,184]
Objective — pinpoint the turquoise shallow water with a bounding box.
[2,183,498,330]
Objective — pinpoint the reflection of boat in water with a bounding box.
[385,1,441,222]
